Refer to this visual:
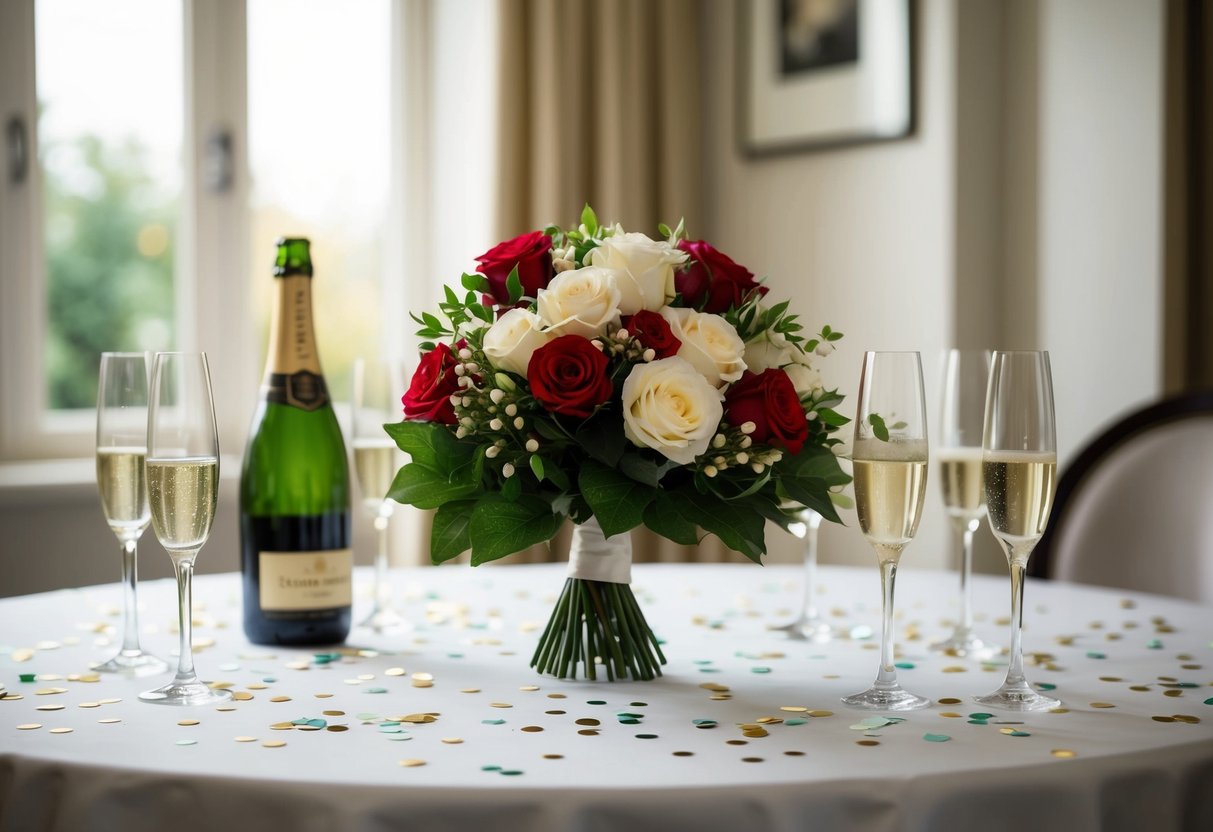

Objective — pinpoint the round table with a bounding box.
[1,563,1211,831]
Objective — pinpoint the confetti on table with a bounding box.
[262,740,286,748]
[808,710,834,718]
[176,739,197,746]
[1090,702,1115,709]
[16,723,41,730]
[441,737,464,743]
[399,759,426,767]
[856,740,879,747]
[177,719,200,726]
[234,736,257,743]
[923,733,951,742]
[1051,749,1077,758]
[98,718,120,724]
[937,698,962,705]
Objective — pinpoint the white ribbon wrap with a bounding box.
[566,516,633,584]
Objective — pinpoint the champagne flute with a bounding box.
[93,352,169,676]
[772,507,838,642]
[139,352,231,706]
[975,350,1060,711]
[931,349,995,658]
[842,351,930,711]
[351,357,408,631]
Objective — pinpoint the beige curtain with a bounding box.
[491,0,732,564]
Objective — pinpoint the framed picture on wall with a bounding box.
[739,0,914,154]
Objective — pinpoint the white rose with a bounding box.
[784,362,823,398]
[589,232,687,314]
[621,357,723,465]
[661,307,746,388]
[482,308,552,377]
[743,338,795,374]
[536,266,622,338]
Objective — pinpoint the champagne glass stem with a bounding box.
[120,539,142,654]
[373,513,389,612]
[958,524,975,637]
[171,552,199,683]
[1005,556,1028,689]
[874,552,900,689]
[800,522,820,622]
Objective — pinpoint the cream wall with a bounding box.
[701,0,957,569]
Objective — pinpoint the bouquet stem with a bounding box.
[530,577,666,680]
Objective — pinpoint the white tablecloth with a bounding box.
[1,563,1211,831]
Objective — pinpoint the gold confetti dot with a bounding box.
[710,694,732,701]
[358,673,376,681]
[1049,708,1071,714]
[1051,749,1077,758]
[49,727,73,734]
[1152,716,1176,723]
[412,680,434,688]
[232,692,253,701]
[1164,690,1184,698]
[807,710,834,718]
[780,706,808,713]
[521,726,544,733]
[262,740,286,748]
[35,687,68,696]
[699,683,730,692]
[269,696,291,703]
[327,725,349,732]
[441,737,463,744]
[1000,727,1019,734]
[574,718,601,726]
[11,649,34,662]
[742,728,770,738]
[547,693,567,699]
[1,694,25,701]
[1129,685,1150,692]
[16,723,41,730]
[1090,702,1116,709]
[856,740,879,746]
[411,672,433,682]
[78,702,100,709]
[385,667,405,677]
[401,714,437,724]
[784,750,805,756]
[77,673,100,683]
[215,706,237,712]
[177,719,200,726]
[489,702,513,709]
[939,712,963,718]
[755,717,782,724]
[673,751,694,757]
[1173,714,1201,724]
[322,710,345,716]
[234,736,258,743]
[543,753,563,759]
[742,757,764,763]
[36,705,64,712]
[98,718,121,724]
[270,722,295,730]
[1181,664,1202,670]
[726,739,748,746]
[98,698,122,705]
[314,693,334,699]
[941,666,967,673]
[460,688,480,694]
[937,697,962,705]
[245,683,267,691]
[209,682,235,690]
[577,729,599,736]
[519,685,540,692]
[1098,677,1122,682]
[286,662,310,670]
[399,758,426,767]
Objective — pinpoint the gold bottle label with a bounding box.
[258,549,353,611]
[264,274,329,410]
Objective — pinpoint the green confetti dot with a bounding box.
[1086,651,1106,659]
[630,702,648,707]
[967,720,989,725]
[1007,730,1031,737]
[969,713,994,720]
[692,719,717,727]
[1147,639,1163,649]
[618,718,641,725]
[385,734,412,741]
[751,667,772,674]
[447,653,464,659]
[19,674,35,683]
[482,719,506,725]
[635,733,658,739]
[923,733,951,742]
[785,718,808,726]
[1203,697,1213,706]
[586,700,607,705]
[262,677,277,683]
[355,712,379,721]
[1037,683,1057,691]
[499,770,524,776]
[1177,682,1199,688]
[693,660,713,665]
[306,718,327,728]
[616,712,644,719]
[364,687,388,694]
[894,662,915,669]
[481,765,502,772]
[379,724,404,734]
[176,739,197,746]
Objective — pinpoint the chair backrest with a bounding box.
[1031,391,1213,604]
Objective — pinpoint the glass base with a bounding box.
[357,605,411,632]
[929,629,997,660]
[770,616,839,643]
[139,679,233,706]
[842,683,930,711]
[973,685,1060,712]
[92,650,170,677]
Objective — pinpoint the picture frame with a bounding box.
[739,0,915,155]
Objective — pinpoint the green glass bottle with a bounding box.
[240,238,352,645]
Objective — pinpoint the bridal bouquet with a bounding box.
[387,206,849,680]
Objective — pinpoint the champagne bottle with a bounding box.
[240,238,352,645]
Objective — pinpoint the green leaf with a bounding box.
[578,460,657,538]
[461,272,488,293]
[384,420,466,469]
[664,488,766,563]
[868,413,890,442]
[617,452,679,488]
[387,462,480,510]
[468,496,564,565]
[501,470,522,501]
[580,203,598,235]
[430,500,475,564]
[814,407,850,427]
[643,493,699,546]
[506,265,523,304]
[778,477,842,525]
[778,444,851,486]
[529,454,546,482]
[576,416,628,467]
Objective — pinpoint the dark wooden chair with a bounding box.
[1030,390,1213,603]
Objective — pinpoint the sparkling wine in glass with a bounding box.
[139,352,231,706]
[772,507,839,642]
[974,350,1060,711]
[842,351,930,711]
[93,352,169,676]
[351,357,408,631]
[931,349,995,658]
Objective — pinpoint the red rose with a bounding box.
[527,334,614,419]
[621,310,681,359]
[676,239,768,314]
[475,230,554,307]
[402,343,460,424]
[724,369,809,455]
